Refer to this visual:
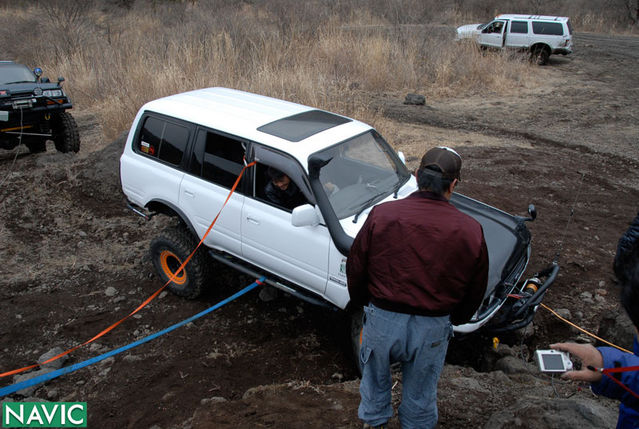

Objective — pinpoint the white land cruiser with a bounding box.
[456,14,573,65]
[120,87,558,368]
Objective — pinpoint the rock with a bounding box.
[450,377,489,394]
[556,308,572,320]
[38,347,68,370]
[105,287,118,297]
[485,397,618,429]
[162,392,176,402]
[597,309,635,351]
[122,354,143,362]
[258,286,279,302]
[494,356,535,374]
[404,93,426,105]
[12,368,54,396]
[579,291,594,304]
[200,396,227,405]
[46,388,58,399]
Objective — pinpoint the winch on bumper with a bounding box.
[484,262,559,333]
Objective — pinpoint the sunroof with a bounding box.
[257,110,352,142]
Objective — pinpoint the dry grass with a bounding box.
[0,0,626,140]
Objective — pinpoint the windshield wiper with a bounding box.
[3,80,35,84]
[352,192,386,224]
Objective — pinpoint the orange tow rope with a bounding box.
[1,161,256,379]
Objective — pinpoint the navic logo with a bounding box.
[2,402,87,428]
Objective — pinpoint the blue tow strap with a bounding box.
[0,279,263,398]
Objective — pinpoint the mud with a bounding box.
[1,31,638,428]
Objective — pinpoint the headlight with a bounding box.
[42,89,63,97]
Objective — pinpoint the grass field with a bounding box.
[0,0,635,138]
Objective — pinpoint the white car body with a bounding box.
[456,14,573,63]
[120,87,554,335]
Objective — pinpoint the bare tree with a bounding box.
[624,0,639,24]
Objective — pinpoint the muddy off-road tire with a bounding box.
[53,111,80,153]
[349,308,364,375]
[150,225,210,299]
[531,46,550,66]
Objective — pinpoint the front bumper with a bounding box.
[483,262,560,333]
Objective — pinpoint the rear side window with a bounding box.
[532,21,564,36]
[137,116,189,166]
[189,128,245,189]
[510,21,528,34]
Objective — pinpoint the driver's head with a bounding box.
[267,167,291,191]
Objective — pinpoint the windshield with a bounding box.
[313,129,410,219]
[0,64,36,85]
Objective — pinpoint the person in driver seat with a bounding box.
[264,167,307,210]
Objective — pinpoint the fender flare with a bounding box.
[530,43,551,54]
[146,199,198,237]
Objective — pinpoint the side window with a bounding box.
[137,116,188,166]
[483,21,504,34]
[510,21,528,34]
[253,162,308,212]
[189,128,246,189]
[532,21,563,36]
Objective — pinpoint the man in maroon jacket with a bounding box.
[347,146,489,429]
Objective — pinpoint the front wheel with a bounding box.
[149,225,210,299]
[53,112,80,153]
[349,308,364,375]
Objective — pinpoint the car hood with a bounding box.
[0,82,62,96]
[456,24,482,39]
[450,193,530,300]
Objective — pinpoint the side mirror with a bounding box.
[291,204,320,227]
[57,76,65,83]
[33,68,42,78]
[527,204,537,221]
[397,151,406,165]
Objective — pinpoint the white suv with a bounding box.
[456,14,573,65]
[119,87,557,367]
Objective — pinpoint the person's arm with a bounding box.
[450,235,489,325]
[346,212,374,306]
[614,211,639,282]
[553,340,639,409]
[550,342,603,383]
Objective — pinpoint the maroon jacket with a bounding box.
[346,191,489,325]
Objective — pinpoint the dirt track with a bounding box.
[1,31,638,428]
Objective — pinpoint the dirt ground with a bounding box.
[1,32,638,428]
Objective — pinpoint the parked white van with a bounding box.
[456,14,573,65]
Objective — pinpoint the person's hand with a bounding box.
[550,342,603,383]
[324,182,339,195]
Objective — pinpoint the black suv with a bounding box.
[0,61,80,153]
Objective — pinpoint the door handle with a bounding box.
[246,216,260,225]
[184,190,195,198]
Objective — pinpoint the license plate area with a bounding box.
[12,99,33,109]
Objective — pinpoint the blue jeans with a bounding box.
[358,304,453,429]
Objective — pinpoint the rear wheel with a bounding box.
[150,225,210,299]
[53,112,80,153]
[531,46,550,66]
